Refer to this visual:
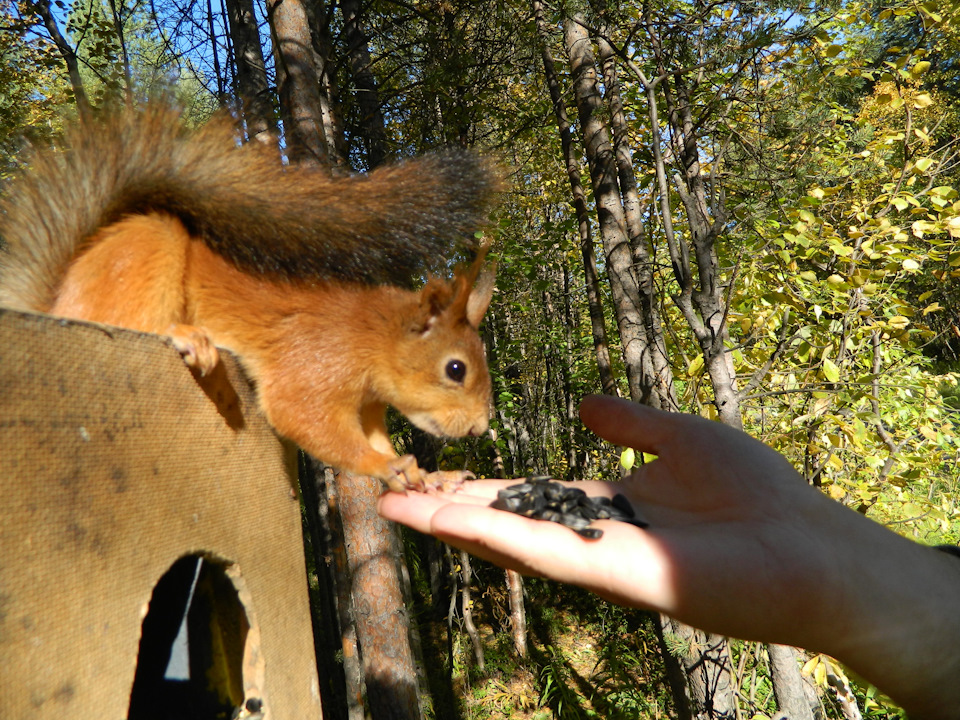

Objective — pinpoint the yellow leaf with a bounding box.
[912,61,932,76]
[902,258,921,271]
[919,425,939,441]
[814,659,827,685]
[914,157,934,172]
[687,355,704,377]
[822,358,841,383]
[620,447,636,471]
[948,217,960,238]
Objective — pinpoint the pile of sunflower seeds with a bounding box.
[491,476,649,539]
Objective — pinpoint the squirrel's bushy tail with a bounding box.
[0,102,502,311]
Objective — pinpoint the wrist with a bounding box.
[823,512,960,719]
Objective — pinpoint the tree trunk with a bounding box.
[564,12,739,718]
[561,262,581,478]
[644,20,814,717]
[595,29,676,411]
[299,457,365,720]
[266,0,329,165]
[768,644,817,720]
[304,1,349,165]
[340,0,388,168]
[337,471,424,720]
[563,13,659,407]
[532,0,618,398]
[506,569,527,657]
[224,0,276,141]
[459,550,485,671]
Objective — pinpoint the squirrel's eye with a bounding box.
[446,359,467,383]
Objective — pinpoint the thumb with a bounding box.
[579,395,711,455]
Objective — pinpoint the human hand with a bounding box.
[379,394,844,648]
[378,395,960,718]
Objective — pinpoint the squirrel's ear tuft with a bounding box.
[414,277,453,333]
[465,262,496,328]
[450,245,495,328]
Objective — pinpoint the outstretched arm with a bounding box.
[378,395,960,719]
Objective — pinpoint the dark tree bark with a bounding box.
[223,0,276,141]
[299,457,365,720]
[561,262,580,478]
[340,0,388,168]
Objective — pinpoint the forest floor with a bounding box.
[420,572,672,720]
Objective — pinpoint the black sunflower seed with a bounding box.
[492,477,650,538]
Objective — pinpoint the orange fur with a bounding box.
[1,105,500,491]
[43,212,494,491]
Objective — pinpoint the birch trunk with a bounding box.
[532,0,618,398]
[563,13,659,406]
[266,0,328,165]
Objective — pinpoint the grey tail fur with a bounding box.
[0,102,502,311]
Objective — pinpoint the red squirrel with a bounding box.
[0,103,501,492]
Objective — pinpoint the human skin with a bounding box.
[378,394,960,719]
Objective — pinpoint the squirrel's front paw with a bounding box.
[386,454,427,493]
[385,456,475,494]
[168,324,219,377]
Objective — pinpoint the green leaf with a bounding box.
[620,447,636,471]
